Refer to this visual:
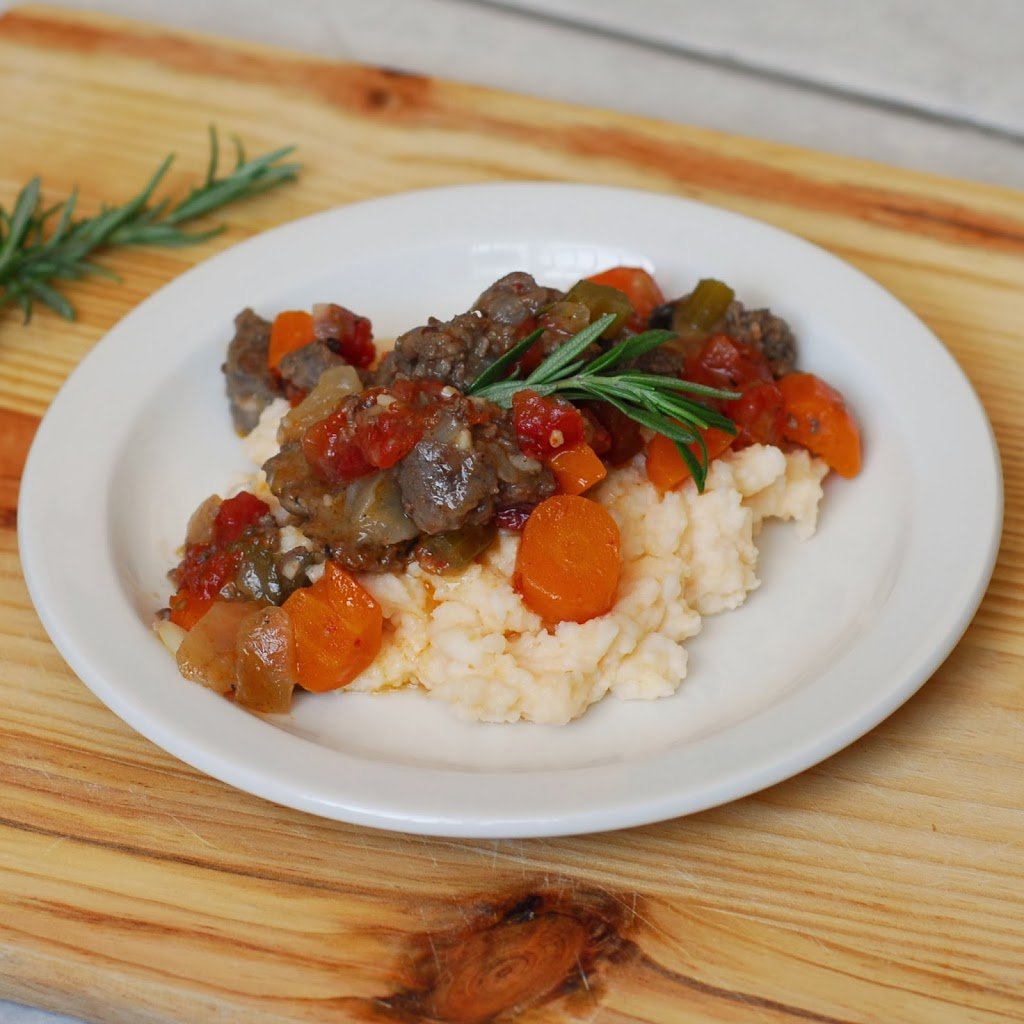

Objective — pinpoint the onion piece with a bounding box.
[278,365,362,444]
[234,606,297,713]
[176,601,263,694]
[184,494,221,546]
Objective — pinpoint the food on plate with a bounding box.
[156,267,861,723]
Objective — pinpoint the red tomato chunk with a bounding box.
[213,491,270,545]
[302,379,465,484]
[512,389,585,460]
[313,303,376,369]
[683,334,785,448]
[685,333,773,391]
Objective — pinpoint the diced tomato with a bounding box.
[390,377,448,405]
[682,334,783,449]
[512,390,585,459]
[303,407,376,482]
[333,314,375,369]
[353,392,425,470]
[582,401,644,466]
[722,380,786,448]
[312,304,376,369]
[684,333,774,391]
[301,379,464,482]
[508,317,545,375]
[213,491,270,545]
[585,267,665,333]
[177,544,241,600]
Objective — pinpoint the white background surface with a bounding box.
[1,1,1020,1021]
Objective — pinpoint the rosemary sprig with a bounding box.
[467,313,739,491]
[0,126,300,323]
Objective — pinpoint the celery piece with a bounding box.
[564,280,634,338]
[672,279,735,341]
[415,523,498,575]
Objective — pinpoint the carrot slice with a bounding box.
[779,372,862,478]
[284,563,383,692]
[585,267,665,332]
[515,495,620,624]
[268,310,315,372]
[645,427,734,491]
[548,443,607,495]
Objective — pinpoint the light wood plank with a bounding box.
[0,6,1021,1023]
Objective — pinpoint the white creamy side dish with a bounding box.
[242,400,828,724]
[160,268,859,723]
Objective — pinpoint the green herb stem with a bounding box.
[0,126,300,323]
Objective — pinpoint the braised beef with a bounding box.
[473,271,563,327]
[374,312,509,391]
[277,340,349,395]
[223,309,279,434]
[264,444,417,571]
[397,439,498,534]
[722,302,796,377]
[374,272,563,391]
[263,387,553,572]
[397,407,554,535]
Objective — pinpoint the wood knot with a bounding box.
[359,68,431,115]
[376,886,637,1023]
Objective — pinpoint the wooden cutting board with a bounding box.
[1,6,1022,1023]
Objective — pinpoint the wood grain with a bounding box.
[0,6,1022,1023]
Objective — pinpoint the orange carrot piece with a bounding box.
[586,266,665,331]
[284,563,383,692]
[645,427,734,491]
[267,310,315,372]
[779,372,862,478]
[168,588,214,630]
[515,495,620,624]
[548,443,607,495]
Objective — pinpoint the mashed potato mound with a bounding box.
[246,402,828,724]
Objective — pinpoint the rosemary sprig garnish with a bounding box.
[467,313,739,491]
[0,126,300,323]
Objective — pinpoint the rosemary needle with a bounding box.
[0,126,300,323]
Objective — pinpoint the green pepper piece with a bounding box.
[236,544,285,604]
[415,523,498,575]
[671,278,735,342]
[564,280,634,338]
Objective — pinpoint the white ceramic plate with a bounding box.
[19,183,1002,837]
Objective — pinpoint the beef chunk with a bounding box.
[395,408,554,537]
[473,271,563,326]
[223,309,279,434]
[277,340,349,395]
[374,273,564,391]
[722,302,797,377]
[396,439,498,535]
[374,312,511,392]
[263,444,418,572]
